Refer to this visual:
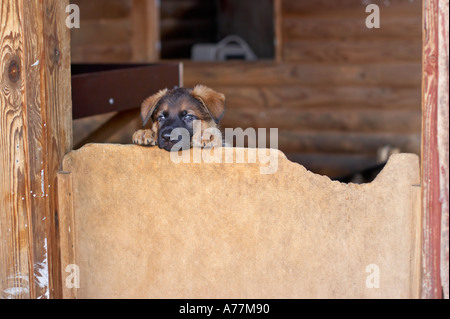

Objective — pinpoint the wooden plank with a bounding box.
[283,39,422,63]
[222,108,421,134]
[57,172,77,299]
[274,0,283,62]
[421,0,447,299]
[411,185,423,299]
[283,16,423,40]
[0,0,33,300]
[183,61,422,87]
[42,0,73,299]
[436,0,449,300]
[70,0,132,20]
[71,63,181,119]
[211,86,421,111]
[0,0,72,299]
[71,43,132,63]
[70,19,132,47]
[282,0,422,18]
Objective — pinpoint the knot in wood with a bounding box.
[8,60,20,83]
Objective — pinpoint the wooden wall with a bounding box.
[70,0,159,63]
[184,0,423,178]
[70,0,423,179]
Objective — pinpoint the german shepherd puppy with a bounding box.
[132,85,225,151]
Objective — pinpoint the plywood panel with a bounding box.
[59,145,421,298]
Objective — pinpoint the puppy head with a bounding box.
[140,86,225,151]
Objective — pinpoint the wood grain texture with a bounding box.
[437,0,449,300]
[282,0,422,18]
[421,0,448,299]
[183,61,422,87]
[131,0,160,62]
[283,39,422,63]
[57,172,77,299]
[0,0,72,299]
[0,0,32,300]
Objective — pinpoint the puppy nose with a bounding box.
[162,131,172,141]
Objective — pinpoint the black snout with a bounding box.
[161,130,172,142]
[158,127,190,152]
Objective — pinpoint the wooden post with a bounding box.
[0,0,72,299]
[131,0,160,62]
[421,0,449,299]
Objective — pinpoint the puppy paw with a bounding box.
[132,129,157,146]
[193,135,220,149]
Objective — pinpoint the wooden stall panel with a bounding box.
[59,145,421,299]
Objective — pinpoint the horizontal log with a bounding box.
[183,61,422,87]
[283,16,422,40]
[282,0,422,18]
[221,108,422,134]
[71,43,132,63]
[214,86,421,111]
[283,39,422,63]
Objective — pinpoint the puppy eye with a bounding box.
[183,114,196,121]
[157,114,166,122]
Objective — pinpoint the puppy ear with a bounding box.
[190,85,225,124]
[141,89,168,126]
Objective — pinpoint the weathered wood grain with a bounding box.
[421,0,448,299]
[0,0,32,300]
[0,0,72,299]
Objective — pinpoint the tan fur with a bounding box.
[141,88,168,126]
[190,85,225,124]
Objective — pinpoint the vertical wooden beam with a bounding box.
[131,0,160,62]
[0,0,72,299]
[421,0,448,299]
[436,0,449,300]
[274,0,283,63]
